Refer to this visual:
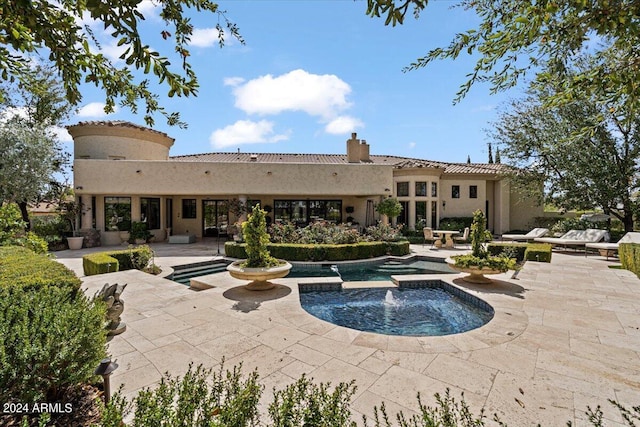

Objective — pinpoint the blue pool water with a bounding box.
[171,257,453,285]
[299,286,493,336]
[288,258,454,282]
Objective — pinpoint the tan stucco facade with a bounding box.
[69,122,542,245]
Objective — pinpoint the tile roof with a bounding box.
[67,121,172,139]
[169,152,506,174]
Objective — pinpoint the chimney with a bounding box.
[360,139,370,162]
[347,133,360,163]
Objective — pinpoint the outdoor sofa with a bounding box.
[585,231,640,259]
[501,227,549,241]
[534,229,609,252]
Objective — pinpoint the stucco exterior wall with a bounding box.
[392,168,442,229]
[74,160,393,197]
[509,186,545,231]
[439,176,490,220]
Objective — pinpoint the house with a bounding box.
[68,121,542,245]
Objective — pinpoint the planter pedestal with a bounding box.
[446,258,505,284]
[226,261,292,291]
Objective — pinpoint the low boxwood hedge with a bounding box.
[487,242,552,263]
[225,241,410,261]
[83,245,152,276]
[0,246,81,291]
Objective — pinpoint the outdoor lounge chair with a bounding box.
[585,232,640,259]
[534,228,609,252]
[501,227,549,241]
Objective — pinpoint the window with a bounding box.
[274,200,342,225]
[247,199,261,210]
[415,201,427,228]
[415,182,427,197]
[469,185,478,199]
[105,197,131,231]
[141,198,161,230]
[451,185,460,199]
[182,199,197,219]
[431,182,438,197]
[397,182,409,197]
[397,201,409,226]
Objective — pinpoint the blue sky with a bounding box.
[63,0,526,163]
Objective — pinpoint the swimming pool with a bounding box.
[288,257,454,281]
[171,256,453,285]
[299,283,493,336]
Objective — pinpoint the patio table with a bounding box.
[433,230,459,248]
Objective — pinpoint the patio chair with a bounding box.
[423,227,436,247]
[501,227,549,241]
[453,227,469,248]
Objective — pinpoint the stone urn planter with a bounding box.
[446,258,505,284]
[227,261,292,291]
[103,230,121,246]
[66,236,84,250]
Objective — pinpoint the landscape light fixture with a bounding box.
[94,358,118,403]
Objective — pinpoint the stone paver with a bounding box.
[54,242,640,425]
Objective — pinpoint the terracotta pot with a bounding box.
[226,260,292,290]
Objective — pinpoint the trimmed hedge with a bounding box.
[225,241,410,261]
[619,243,640,276]
[0,246,81,291]
[487,242,552,263]
[83,245,152,276]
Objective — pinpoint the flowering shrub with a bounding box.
[363,223,404,242]
[270,221,362,244]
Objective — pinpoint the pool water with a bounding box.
[171,257,453,285]
[288,258,454,282]
[299,286,493,336]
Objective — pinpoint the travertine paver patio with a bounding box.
[56,242,640,426]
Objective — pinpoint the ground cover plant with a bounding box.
[96,362,639,427]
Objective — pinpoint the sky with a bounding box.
[60,0,527,164]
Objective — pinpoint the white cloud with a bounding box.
[408,142,416,149]
[190,27,222,48]
[52,126,73,143]
[77,102,118,118]
[224,77,245,87]
[324,116,364,134]
[231,69,353,120]
[210,120,290,148]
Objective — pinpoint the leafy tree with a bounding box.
[375,197,403,219]
[0,66,72,223]
[492,56,640,231]
[1,1,242,127]
[365,0,640,112]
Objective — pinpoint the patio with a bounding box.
[56,242,640,426]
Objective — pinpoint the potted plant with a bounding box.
[446,210,516,284]
[226,205,292,290]
[130,221,152,244]
[60,200,84,250]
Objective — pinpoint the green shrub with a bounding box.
[100,363,262,427]
[31,214,69,249]
[0,203,26,244]
[82,245,152,276]
[269,375,357,427]
[224,241,410,262]
[487,242,528,261]
[524,243,553,262]
[0,285,106,404]
[438,217,473,231]
[550,217,606,235]
[83,253,120,276]
[0,246,81,291]
[620,243,640,277]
